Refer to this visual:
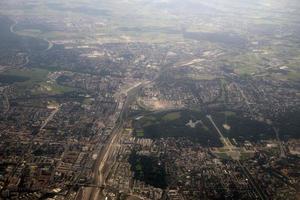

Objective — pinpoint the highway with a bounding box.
[85,53,170,200]
[86,82,144,200]
[237,161,268,200]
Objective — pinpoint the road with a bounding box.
[85,52,171,200]
[86,82,144,200]
[206,115,233,150]
[9,19,17,34]
[237,161,268,200]
[43,38,54,51]
[233,83,254,116]
[39,106,60,131]
[206,116,267,199]
[3,92,10,114]
[273,127,286,158]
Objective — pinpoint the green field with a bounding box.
[0,74,29,84]
[15,29,42,37]
[2,67,76,95]
[162,112,181,121]
[134,109,281,146]
[286,71,300,81]
[133,110,223,147]
[37,82,76,95]
[2,68,49,84]
[136,130,145,137]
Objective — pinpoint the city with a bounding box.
[0,0,299,199]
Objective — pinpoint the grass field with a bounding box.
[286,71,300,81]
[2,67,76,95]
[136,130,145,137]
[2,68,49,84]
[222,111,236,117]
[38,82,76,95]
[0,74,29,84]
[162,112,181,121]
[15,29,42,38]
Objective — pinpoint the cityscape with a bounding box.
[0,0,299,200]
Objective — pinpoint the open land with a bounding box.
[0,0,299,200]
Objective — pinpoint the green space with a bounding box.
[233,66,258,75]
[2,68,49,85]
[133,110,223,147]
[183,31,247,48]
[37,82,76,95]
[0,17,48,54]
[218,79,227,102]
[178,73,217,81]
[15,29,42,38]
[162,112,181,121]
[2,67,76,95]
[82,98,94,106]
[240,152,255,161]
[128,151,167,189]
[286,71,300,81]
[134,109,282,146]
[222,111,236,117]
[0,74,29,85]
[275,109,300,140]
[136,130,145,137]
[210,111,275,143]
[218,52,268,76]
[216,152,231,160]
